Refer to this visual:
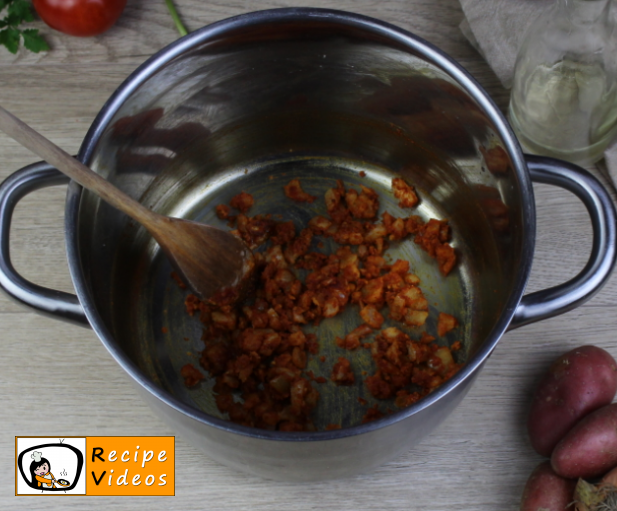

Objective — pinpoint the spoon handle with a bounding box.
[0,105,158,226]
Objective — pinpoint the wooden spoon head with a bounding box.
[151,217,255,305]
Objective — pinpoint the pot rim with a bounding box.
[65,7,535,441]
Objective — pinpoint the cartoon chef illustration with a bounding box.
[29,451,59,489]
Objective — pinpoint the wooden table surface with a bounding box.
[1,1,616,509]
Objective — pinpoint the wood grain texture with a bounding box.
[1,1,616,509]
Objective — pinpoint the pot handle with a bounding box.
[509,155,617,330]
[0,161,89,326]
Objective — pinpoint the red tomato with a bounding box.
[33,0,127,37]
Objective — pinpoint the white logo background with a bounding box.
[16,437,86,495]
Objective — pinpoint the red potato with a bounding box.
[602,465,617,486]
[527,345,617,457]
[520,461,576,511]
[552,403,617,479]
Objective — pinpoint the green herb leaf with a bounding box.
[0,0,48,54]
[8,0,34,23]
[22,28,49,53]
[5,11,22,27]
[0,26,21,53]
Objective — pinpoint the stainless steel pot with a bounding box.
[1,8,615,481]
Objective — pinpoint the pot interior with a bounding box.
[76,14,526,430]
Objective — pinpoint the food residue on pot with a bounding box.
[175,176,461,431]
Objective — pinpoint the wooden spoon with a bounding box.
[0,105,255,304]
